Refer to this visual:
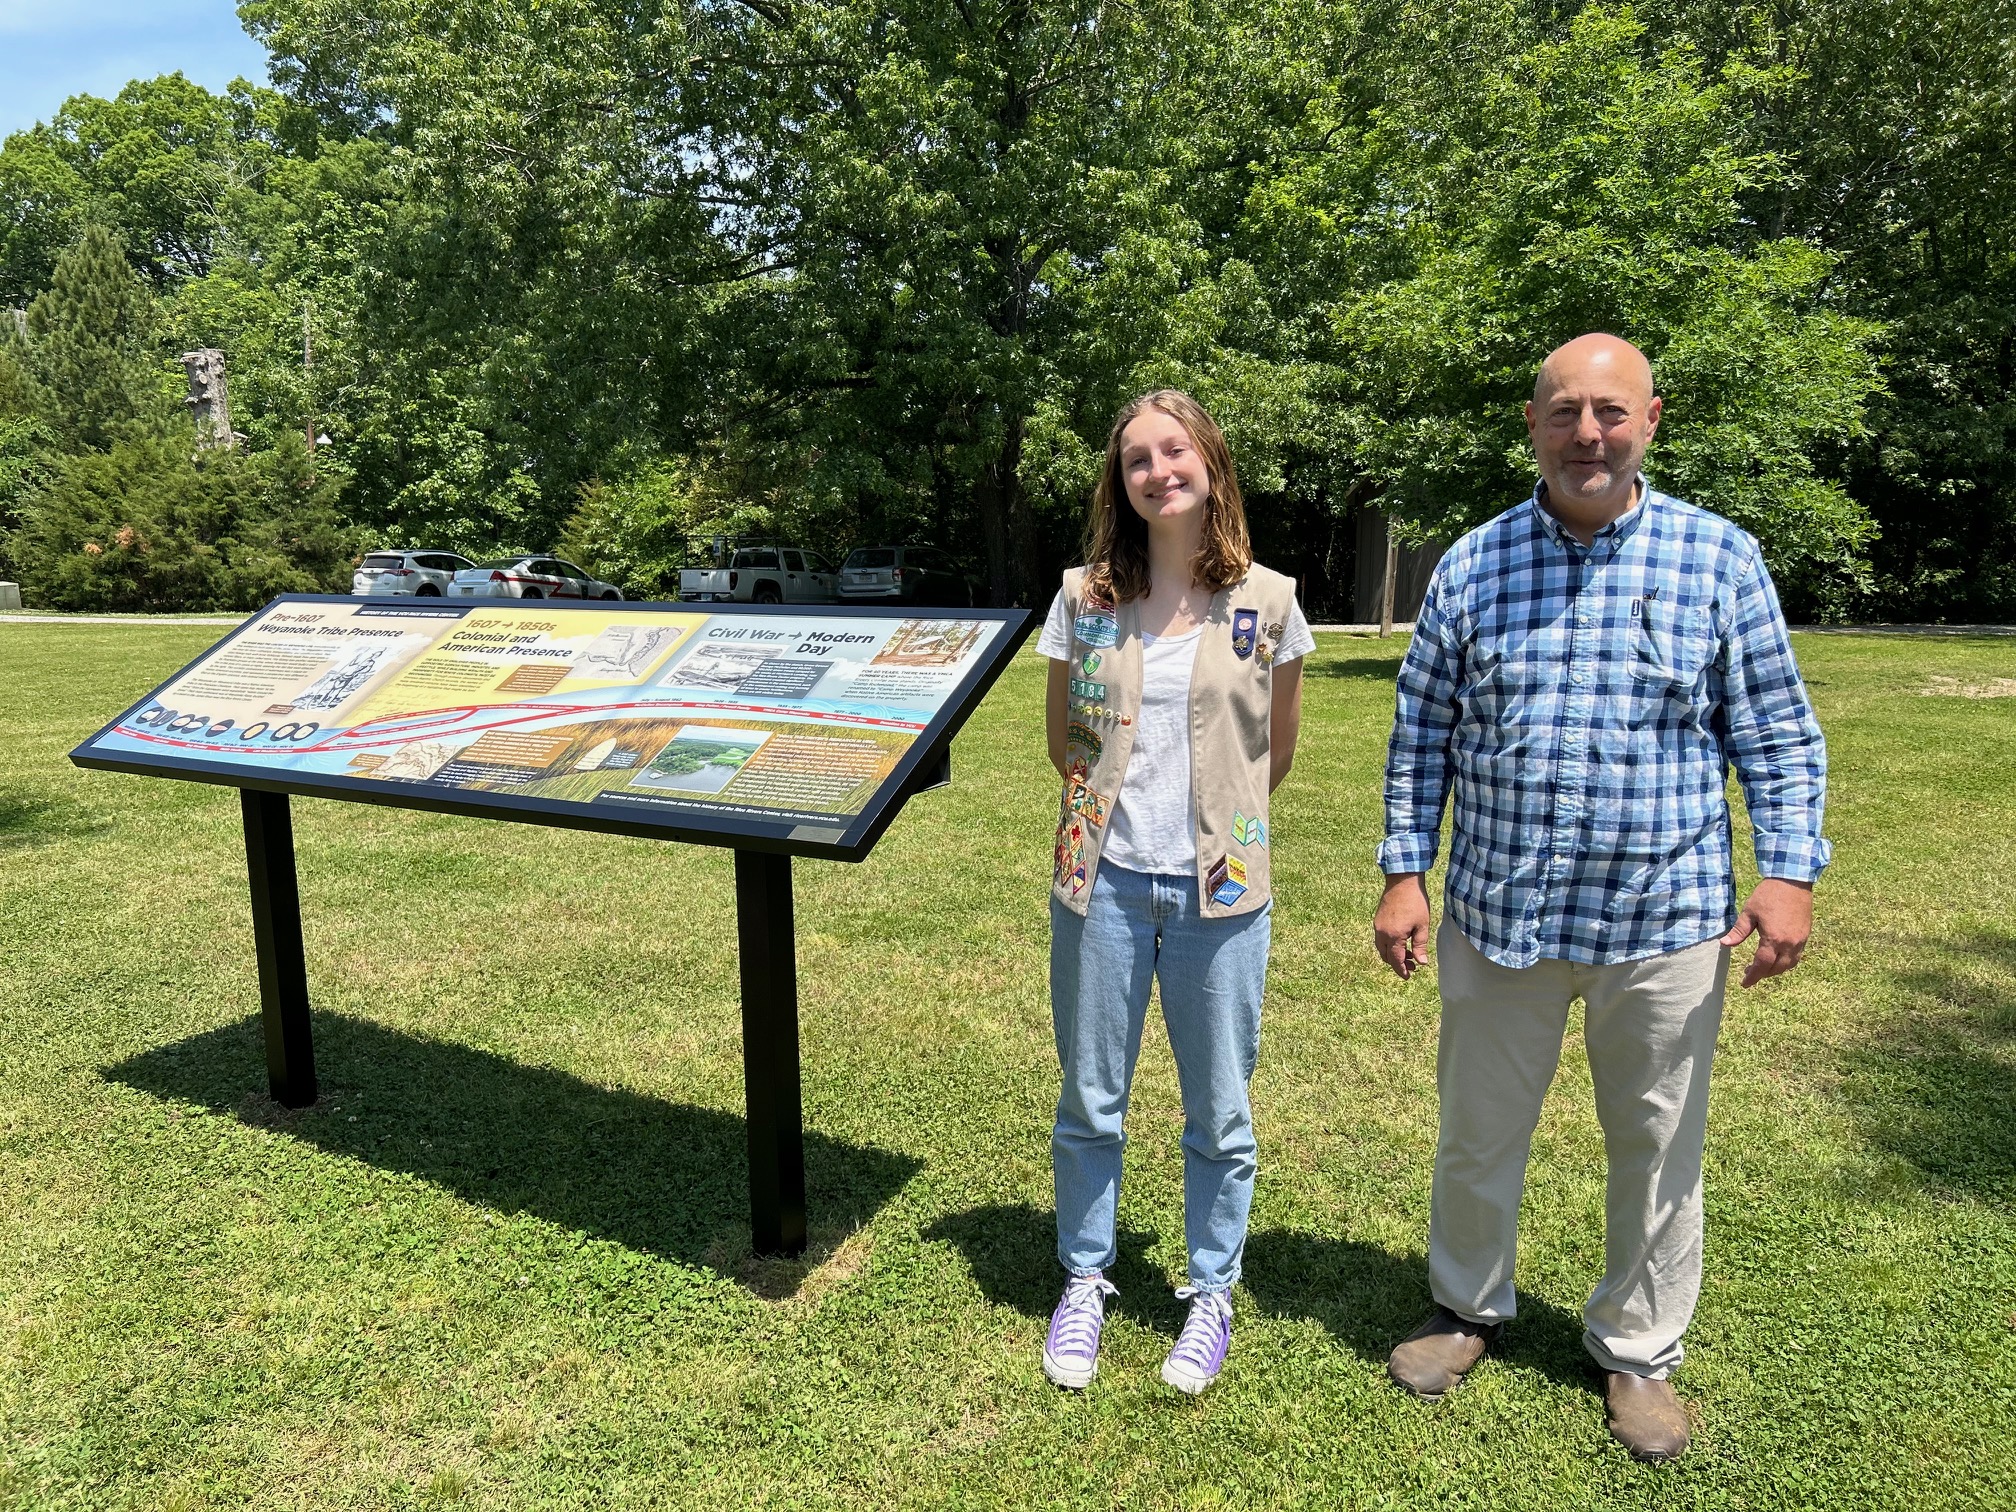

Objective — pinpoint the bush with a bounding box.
[555,455,773,599]
[10,430,355,612]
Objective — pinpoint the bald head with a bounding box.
[1525,333,1662,533]
[1533,333,1654,407]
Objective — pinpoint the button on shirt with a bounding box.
[1379,482,1830,968]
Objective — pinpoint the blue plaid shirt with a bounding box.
[1379,482,1830,967]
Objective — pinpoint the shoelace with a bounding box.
[1167,1286,1234,1370]
[1050,1274,1118,1357]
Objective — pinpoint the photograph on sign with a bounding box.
[77,600,1011,831]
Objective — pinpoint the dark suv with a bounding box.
[839,546,975,607]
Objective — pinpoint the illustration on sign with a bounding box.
[78,601,1008,830]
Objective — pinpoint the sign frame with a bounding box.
[70,595,1034,862]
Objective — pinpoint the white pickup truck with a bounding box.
[677,546,840,605]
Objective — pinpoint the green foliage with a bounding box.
[0,74,292,301]
[0,2,2008,615]
[23,223,167,451]
[242,0,1224,600]
[0,332,54,576]
[6,429,364,624]
[1644,0,2016,621]
[10,432,354,612]
[556,456,773,600]
[1225,6,1885,610]
[0,211,356,612]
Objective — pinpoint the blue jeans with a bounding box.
[1050,862,1272,1293]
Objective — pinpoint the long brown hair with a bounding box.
[1083,390,1253,603]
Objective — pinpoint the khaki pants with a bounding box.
[1430,918,1729,1378]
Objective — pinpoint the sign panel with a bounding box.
[72,596,1032,859]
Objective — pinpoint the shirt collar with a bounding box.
[1528,475,1653,552]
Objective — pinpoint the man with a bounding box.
[1372,333,1828,1460]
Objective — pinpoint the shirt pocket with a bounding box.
[1628,600,1715,688]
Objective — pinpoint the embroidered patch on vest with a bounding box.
[1074,612,1118,648]
[1066,721,1104,758]
[1232,812,1268,848]
[1055,818,1086,885]
[1206,853,1249,905]
[1231,608,1258,659]
[1065,775,1109,828]
[1069,678,1106,701]
[1080,650,1102,676]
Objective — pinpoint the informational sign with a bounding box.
[73,597,1031,859]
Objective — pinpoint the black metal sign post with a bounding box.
[735,850,806,1255]
[82,597,1031,1257]
[242,789,316,1108]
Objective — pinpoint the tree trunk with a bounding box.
[978,411,1034,606]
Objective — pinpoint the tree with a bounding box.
[0,329,53,581]
[4,216,360,611]
[1224,4,1886,612]
[0,74,287,302]
[23,223,167,451]
[242,0,1229,601]
[1642,0,2016,620]
[10,430,353,612]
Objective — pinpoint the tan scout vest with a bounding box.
[1051,562,1299,919]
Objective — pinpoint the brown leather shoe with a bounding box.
[1387,1307,1503,1402]
[1604,1371,1689,1461]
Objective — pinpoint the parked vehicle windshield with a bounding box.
[361,553,405,570]
[845,548,897,568]
[476,558,530,569]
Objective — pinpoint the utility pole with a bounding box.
[1378,515,1399,638]
[302,301,316,461]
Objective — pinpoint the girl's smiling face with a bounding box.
[1119,408,1211,527]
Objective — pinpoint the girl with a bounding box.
[1037,390,1312,1394]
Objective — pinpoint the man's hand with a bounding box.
[1721,878,1814,988]
[1374,873,1433,980]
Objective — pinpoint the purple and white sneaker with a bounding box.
[1161,1286,1233,1395]
[1043,1272,1119,1389]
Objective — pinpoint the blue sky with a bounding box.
[0,1,271,139]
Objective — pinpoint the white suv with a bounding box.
[352,550,476,597]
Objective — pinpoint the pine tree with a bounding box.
[25,223,161,450]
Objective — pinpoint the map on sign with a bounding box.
[73,598,1022,852]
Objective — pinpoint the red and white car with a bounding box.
[450,556,625,601]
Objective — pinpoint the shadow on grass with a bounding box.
[1310,653,1405,681]
[0,787,95,852]
[1242,1229,1593,1388]
[928,1204,1592,1382]
[926,1202,1190,1333]
[106,1013,922,1288]
[1842,928,2016,1203]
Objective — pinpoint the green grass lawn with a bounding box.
[3,624,2013,1510]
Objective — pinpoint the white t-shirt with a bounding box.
[1038,590,1315,876]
